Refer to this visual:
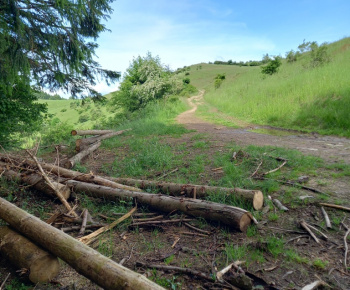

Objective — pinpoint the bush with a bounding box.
[78,114,89,123]
[215,79,223,89]
[183,78,190,85]
[310,43,330,68]
[285,50,299,63]
[261,56,282,76]
[215,73,226,80]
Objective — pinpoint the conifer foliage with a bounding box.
[0,0,119,144]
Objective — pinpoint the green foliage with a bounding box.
[113,52,183,111]
[309,43,330,68]
[183,78,191,85]
[0,0,119,145]
[41,118,74,145]
[285,50,300,63]
[261,56,282,75]
[214,73,226,89]
[0,77,47,146]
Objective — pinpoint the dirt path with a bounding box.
[177,92,350,164]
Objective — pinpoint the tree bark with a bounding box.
[0,226,60,283]
[0,156,140,192]
[71,129,114,136]
[107,177,264,210]
[0,164,70,200]
[66,180,252,231]
[0,197,164,290]
[76,128,131,151]
[64,141,101,169]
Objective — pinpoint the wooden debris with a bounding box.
[0,273,10,290]
[272,199,289,211]
[319,203,350,212]
[64,140,101,169]
[321,207,332,229]
[67,180,253,232]
[263,159,287,176]
[26,150,77,217]
[78,209,89,237]
[61,224,104,233]
[0,197,163,290]
[71,129,114,136]
[299,220,320,244]
[136,261,214,281]
[129,219,193,228]
[0,164,70,200]
[216,262,253,289]
[341,222,350,270]
[301,279,327,290]
[76,128,131,151]
[157,168,179,180]
[184,222,211,235]
[0,226,60,283]
[107,177,264,210]
[79,206,137,245]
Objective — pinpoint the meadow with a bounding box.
[189,37,350,137]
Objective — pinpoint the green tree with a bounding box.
[285,50,300,63]
[309,42,330,68]
[113,52,182,111]
[261,56,282,76]
[0,0,119,145]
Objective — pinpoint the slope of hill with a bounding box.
[187,37,350,137]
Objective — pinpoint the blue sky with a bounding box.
[93,0,350,94]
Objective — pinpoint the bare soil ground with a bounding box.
[1,93,350,289]
[177,91,350,165]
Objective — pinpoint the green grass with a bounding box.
[188,37,350,137]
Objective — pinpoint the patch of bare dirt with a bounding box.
[176,92,350,164]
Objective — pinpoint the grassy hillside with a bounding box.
[188,37,350,137]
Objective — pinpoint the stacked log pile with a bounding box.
[0,129,266,288]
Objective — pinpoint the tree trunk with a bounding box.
[0,197,164,290]
[0,164,70,200]
[107,177,264,210]
[71,129,114,136]
[0,156,140,192]
[76,128,131,151]
[64,141,101,169]
[66,180,252,231]
[0,226,60,283]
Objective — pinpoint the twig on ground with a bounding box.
[299,220,320,244]
[129,218,193,228]
[136,261,214,281]
[157,168,178,180]
[321,206,332,229]
[0,273,10,290]
[255,176,328,195]
[171,237,180,248]
[132,215,164,222]
[285,235,310,244]
[263,159,287,176]
[250,160,263,177]
[61,224,105,233]
[184,222,211,235]
[320,203,350,212]
[180,231,209,237]
[26,149,78,217]
[340,222,350,271]
[306,223,328,240]
[79,206,137,245]
[78,209,88,237]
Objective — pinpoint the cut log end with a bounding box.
[71,130,78,136]
[252,190,264,211]
[240,213,252,232]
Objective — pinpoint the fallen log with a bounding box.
[0,197,164,290]
[0,155,140,192]
[64,141,101,169]
[76,128,131,151]
[66,180,252,231]
[71,129,114,136]
[0,226,60,283]
[106,177,264,210]
[0,164,70,200]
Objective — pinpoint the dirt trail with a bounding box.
[177,91,350,164]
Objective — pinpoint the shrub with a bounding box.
[310,43,330,67]
[215,73,226,80]
[261,56,282,76]
[78,114,89,123]
[215,79,223,89]
[285,50,299,63]
[183,78,190,85]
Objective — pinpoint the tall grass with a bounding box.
[192,37,350,137]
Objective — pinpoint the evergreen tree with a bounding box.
[0,0,120,145]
